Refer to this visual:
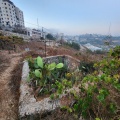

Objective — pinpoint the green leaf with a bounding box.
[95,118,101,120]
[61,106,68,110]
[33,59,39,68]
[56,63,64,68]
[114,84,120,90]
[97,94,105,102]
[109,103,117,113]
[82,66,86,69]
[37,56,43,68]
[50,94,54,100]
[35,70,41,78]
[74,104,79,112]
[48,62,56,70]
[68,108,72,113]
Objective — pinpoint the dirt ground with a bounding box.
[0,51,23,120]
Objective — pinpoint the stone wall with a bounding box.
[0,30,30,41]
[19,55,80,119]
[43,55,80,70]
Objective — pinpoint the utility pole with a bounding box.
[37,18,40,40]
[61,33,64,45]
[42,27,43,38]
[42,27,46,57]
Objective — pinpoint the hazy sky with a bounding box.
[12,0,120,35]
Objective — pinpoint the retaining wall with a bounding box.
[19,55,80,119]
[0,30,30,41]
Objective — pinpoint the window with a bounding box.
[6,21,9,25]
[5,7,7,9]
[4,3,6,5]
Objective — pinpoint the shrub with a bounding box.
[79,61,95,76]
[65,42,80,50]
[94,50,105,54]
[62,46,120,119]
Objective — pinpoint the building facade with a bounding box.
[25,28,47,40]
[0,0,24,27]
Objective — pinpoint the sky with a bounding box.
[12,0,120,36]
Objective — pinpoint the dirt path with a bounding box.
[0,53,22,120]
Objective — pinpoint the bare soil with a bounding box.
[0,51,22,120]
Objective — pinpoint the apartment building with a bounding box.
[15,7,24,27]
[0,0,24,27]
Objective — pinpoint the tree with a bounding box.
[46,33,55,40]
[65,42,80,50]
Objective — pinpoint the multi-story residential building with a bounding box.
[15,7,24,27]
[0,0,24,27]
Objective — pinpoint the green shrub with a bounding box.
[63,46,120,119]
[79,61,95,76]
[65,42,80,50]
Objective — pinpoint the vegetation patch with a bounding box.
[0,33,24,50]
[27,56,79,100]
[56,46,120,120]
[65,42,80,50]
[21,46,120,120]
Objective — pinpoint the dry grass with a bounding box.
[0,51,10,74]
[39,108,77,120]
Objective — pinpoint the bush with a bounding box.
[26,47,120,119]
[94,50,105,54]
[62,46,120,119]
[46,33,55,40]
[79,61,95,76]
[65,42,80,50]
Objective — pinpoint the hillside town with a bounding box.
[0,0,120,120]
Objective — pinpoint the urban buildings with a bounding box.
[0,0,48,40]
[0,0,24,28]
